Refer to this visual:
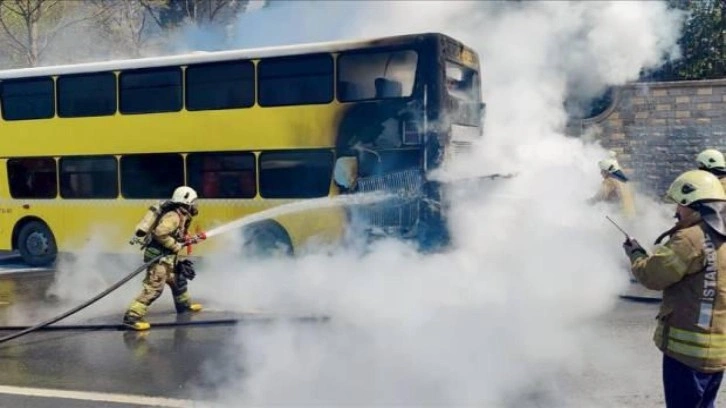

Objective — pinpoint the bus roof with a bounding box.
[0,32,462,80]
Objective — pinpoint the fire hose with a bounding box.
[0,232,209,345]
[0,253,166,344]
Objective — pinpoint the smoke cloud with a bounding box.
[2,1,685,406]
[163,1,687,407]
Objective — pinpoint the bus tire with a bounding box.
[241,222,293,259]
[17,220,57,267]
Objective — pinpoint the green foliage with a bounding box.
[644,0,726,81]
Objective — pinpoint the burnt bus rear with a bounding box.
[334,32,483,251]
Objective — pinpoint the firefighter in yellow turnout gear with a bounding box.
[622,170,726,407]
[588,153,636,220]
[697,148,726,192]
[123,186,203,331]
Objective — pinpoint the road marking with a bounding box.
[0,385,197,407]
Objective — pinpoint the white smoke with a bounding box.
[0,0,683,405]
[163,1,687,407]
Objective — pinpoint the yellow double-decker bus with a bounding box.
[0,32,482,267]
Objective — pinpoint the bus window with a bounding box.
[186,60,255,111]
[258,54,333,107]
[120,154,184,198]
[59,156,118,199]
[445,61,481,126]
[337,50,417,102]
[57,73,116,118]
[259,150,334,198]
[119,67,182,114]
[187,152,256,198]
[7,157,57,198]
[0,77,55,121]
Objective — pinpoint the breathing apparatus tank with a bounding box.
[129,200,173,248]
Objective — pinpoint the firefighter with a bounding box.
[588,153,636,219]
[697,148,726,191]
[622,169,726,407]
[122,186,203,331]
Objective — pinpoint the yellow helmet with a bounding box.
[598,158,621,173]
[696,149,726,170]
[666,170,726,206]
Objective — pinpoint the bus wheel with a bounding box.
[241,223,293,259]
[17,221,57,267]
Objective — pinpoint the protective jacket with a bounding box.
[590,177,636,219]
[631,212,726,373]
[143,208,191,264]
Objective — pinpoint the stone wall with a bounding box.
[570,78,726,197]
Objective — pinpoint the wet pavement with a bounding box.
[0,394,161,408]
[0,308,331,407]
[0,311,237,407]
[0,252,325,407]
[0,250,722,408]
[0,296,678,408]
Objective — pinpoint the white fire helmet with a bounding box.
[598,158,621,174]
[696,149,726,171]
[171,186,198,206]
[666,170,726,206]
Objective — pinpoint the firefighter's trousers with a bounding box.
[124,261,193,321]
[663,354,723,408]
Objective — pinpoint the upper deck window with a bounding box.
[186,60,255,111]
[120,67,182,114]
[258,54,333,107]
[445,61,481,127]
[0,77,55,121]
[337,50,418,102]
[446,61,480,103]
[58,72,117,118]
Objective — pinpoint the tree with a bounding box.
[644,0,726,81]
[90,0,166,58]
[0,0,111,66]
[157,0,247,28]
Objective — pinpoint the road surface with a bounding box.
[0,253,722,407]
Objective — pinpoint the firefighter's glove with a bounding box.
[171,243,183,254]
[623,238,647,262]
[176,259,196,281]
[184,235,201,247]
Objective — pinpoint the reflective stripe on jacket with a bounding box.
[632,220,726,373]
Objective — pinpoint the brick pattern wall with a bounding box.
[572,79,726,197]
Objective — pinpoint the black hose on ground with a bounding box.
[0,253,164,345]
[0,315,329,332]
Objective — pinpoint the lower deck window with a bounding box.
[60,156,118,198]
[121,153,183,198]
[7,157,57,198]
[187,152,256,198]
[259,150,334,198]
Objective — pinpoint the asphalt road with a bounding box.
[0,311,238,407]
[0,252,724,407]
[0,295,684,408]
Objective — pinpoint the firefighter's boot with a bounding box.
[123,301,151,331]
[174,292,202,314]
